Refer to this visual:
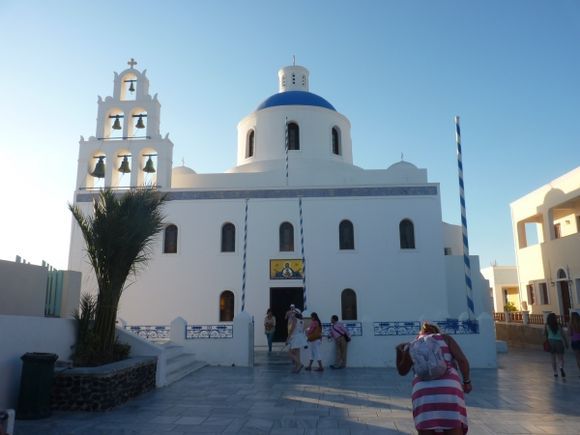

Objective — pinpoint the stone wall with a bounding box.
[495,322,545,348]
[51,357,156,411]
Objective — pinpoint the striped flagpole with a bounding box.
[284,117,289,185]
[455,116,475,319]
[299,196,307,310]
[241,198,249,311]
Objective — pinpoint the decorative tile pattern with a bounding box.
[186,324,233,339]
[76,186,438,203]
[373,319,479,336]
[322,321,363,337]
[125,325,170,342]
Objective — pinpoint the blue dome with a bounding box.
[256,91,336,111]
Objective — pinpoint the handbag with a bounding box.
[543,340,551,352]
[396,343,412,375]
[333,325,351,342]
[307,324,322,341]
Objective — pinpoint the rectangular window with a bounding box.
[526,284,535,306]
[554,223,561,239]
[539,282,549,305]
[444,247,452,255]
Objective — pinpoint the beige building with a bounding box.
[511,166,580,322]
[481,265,519,312]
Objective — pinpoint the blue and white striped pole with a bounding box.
[455,116,475,319]
[284,117,289,185]
[241,198,249,312]
[299,196,307,311]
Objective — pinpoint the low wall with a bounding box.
[51,357,156,411]
[495,322,545,348]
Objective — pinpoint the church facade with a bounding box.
[68,60,496,367]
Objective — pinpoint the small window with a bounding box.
[163,224,178,254]
[279,222,294,251]
[221,223,235,252]
[526,284,535,305]
[332,127,341,155]
[341,288,357,320]
[554,223,561,239]
[287,122,300,150]
[219,291,234,321]
[246,130,255,158]
[444,247,452,255]
[399,219,415,249]
[339,220,354,250]
[539,282,549,305]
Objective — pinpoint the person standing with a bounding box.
[569,312,580,375]
[264,308,276,353]
[287,307,307,373]
[545,312,569,377]
[305,311,324,371]
[396,321,471,435]
[328,314,350,369]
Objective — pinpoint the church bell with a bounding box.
[111,115,122,130]
[91,156,105,178]
[128,81,135,93]
[143,155,156,173]
[118,155,131,173]
[135,115,145,129]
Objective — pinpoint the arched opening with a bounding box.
[106,109,124,139]
[341,289,357,320]
[120,72,138,101]
[557,268,571,323]
[219,291,235,321]
[139,147,158,187]
[87,152,106,190]
[287,122,300,150]
[129,108,148,138]
[163,224,178,254]
[399,219,415,249]
[339,220,354,250]
[113,148,131,189]
[279,222,294,251]
[246,129,255,158]
[332,126,341,155]
[221,223,236,252]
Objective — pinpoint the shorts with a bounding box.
[549,339,565,354]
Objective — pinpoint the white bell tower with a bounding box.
[75,58,173,190]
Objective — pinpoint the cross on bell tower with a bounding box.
[128,58,137,69]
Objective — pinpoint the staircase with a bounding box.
[161,342,206,385]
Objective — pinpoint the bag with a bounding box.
[307,325,322,342]
[396,343,412,376]
[543,340,551,352]
[344,334,351,342]
[409,334,448,380]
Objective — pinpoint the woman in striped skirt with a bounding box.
[397,322,472,434]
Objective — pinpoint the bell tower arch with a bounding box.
[75,58,173,190]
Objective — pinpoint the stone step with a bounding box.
[165,356,206,385]
[160,342,184,359]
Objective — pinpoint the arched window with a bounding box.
[557,269,567,280]
[279,222,294,251]
[246,129,255,158]
[287,122,300,150]
[163,224,178,254]
[332,127,341,155]
[221,223,236,252]
[341,289,357,320]
[219,291,234,321]
[400,219,415,249]
[339,220,354,250]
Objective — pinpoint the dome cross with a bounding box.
[127,58,137,69]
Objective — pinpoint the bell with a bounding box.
[111,115,122,130]
[128,81,135,93]
[135,115,145,129]
[91,157,105,178]
[118,156,131,173]
[143,156,156,173]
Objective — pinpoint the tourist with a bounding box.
[264,308,276,353]
[396,321,471,435]
[328,314,350,369]
[569,312,580,374]
[305,311,324,371]
[286,307,307,373]
[545,312,569,377]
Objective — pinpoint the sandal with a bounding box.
[305,366,312,371]
[314,367,324,372]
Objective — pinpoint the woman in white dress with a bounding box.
[286,308,307,373]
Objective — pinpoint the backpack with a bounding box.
[409,334,448,380]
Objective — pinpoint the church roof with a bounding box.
[256,91,336,111]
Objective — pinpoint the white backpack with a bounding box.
[409,334,448,380]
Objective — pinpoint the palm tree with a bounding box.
[70,188,166,364]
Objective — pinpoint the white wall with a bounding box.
[0,260,47,317]
[0,316,76,410]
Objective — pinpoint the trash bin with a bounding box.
[16,352,58,419]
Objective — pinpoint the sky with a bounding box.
[0,1,579,271]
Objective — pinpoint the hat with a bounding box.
[293,307,301,315]
[289,304,295,309]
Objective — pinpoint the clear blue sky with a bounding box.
[1,1,579,270]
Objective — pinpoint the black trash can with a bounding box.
[16,352,59,419]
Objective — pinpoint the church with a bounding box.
[68,60,496,367]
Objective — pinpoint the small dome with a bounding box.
[172,165,196,175]
[387,161,418,171]
[256,91,336,111]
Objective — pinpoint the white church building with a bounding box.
[68,60,496,368]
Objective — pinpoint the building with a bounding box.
[481,265,518,312]
[511,167,580,322]
[68,60,496,367]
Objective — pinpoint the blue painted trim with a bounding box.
[77,186,438,203]
[373,319,479,336]
[322,321,362,337]
[186,324,233,339]
[125,325,171,342]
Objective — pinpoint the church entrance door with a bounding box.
[270,287,303,342]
